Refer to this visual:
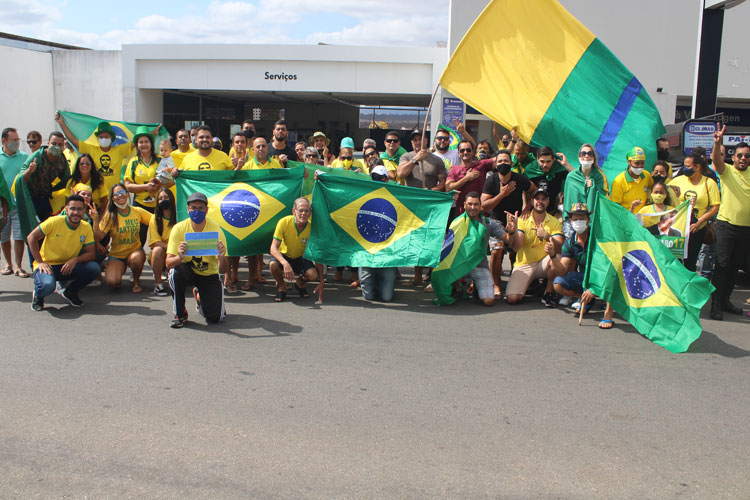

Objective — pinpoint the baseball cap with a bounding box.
[568,202,590,215]
[626,147,646,161]
[370,165,388,178]
[186,192,208,205]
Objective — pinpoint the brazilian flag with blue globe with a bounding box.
[583,192,714,353]
[175,167,305,256]
[304,174,453,267]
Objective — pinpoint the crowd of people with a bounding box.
[0,113,748,329]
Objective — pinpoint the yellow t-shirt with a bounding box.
[228,147,255,169]
[272,215,311,259]
[636,203,674,228]
[167,218,227,276]
[610,169,653,212]
[148,214,173,246]
[382,158,400,183]
[331,158,369,174]
[515,212,564,267]
[669,175,721,229]
[123,157,160,208]
[242,156,283,170]
[79,142,132,193]
[170,148,193,169]
[35,215,94,270]
[179,149,233,171]
[717,163,750,227]
[99,206,152,258]
[63,148,78,173]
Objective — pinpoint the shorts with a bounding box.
[553,271,584,294]
[107,255,128,265]
[505,256,553,297]
[0,208,23,242]
[270,255,314,276]
[465,266,494,300]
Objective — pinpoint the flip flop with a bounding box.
[598,319,614,329]
[15,269,30,278]
[132,282,143,294]
[349,280,360,288]
[1,266,13,275]
[240,280,254,291]
[254,274,267,284]
[494,287,503,298]
[295,284,310,298]
[402,279,424,287]
[224,283,238,293]
[274,290,287,302]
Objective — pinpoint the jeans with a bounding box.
[697,243,715,279]
[711,220,750,306]
[33,261,100,299]
[359,267,397,302]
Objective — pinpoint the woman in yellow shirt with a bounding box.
[668,153,721,271]
[68,154,108,210]
[100,182,152,293]
[637,180,674,228]
[148,188,175,296]
[124,127,161,247]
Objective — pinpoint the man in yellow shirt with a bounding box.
[27,194,99,310]
[709,125,750,320]
[170,129,193,169]
[178,126,233,171]
[609,147,653,212]
[166,192,228,328]
[506,188,565,305]
[269,197,323,303]
[245,138,283,170]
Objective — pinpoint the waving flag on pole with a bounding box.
[583,193,714,353]
[439,0,665,186]
[57,110,169,151]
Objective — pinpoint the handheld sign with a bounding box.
[185,231,219,256]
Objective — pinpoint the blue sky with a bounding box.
[1,0,450,49]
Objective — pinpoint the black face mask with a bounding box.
[158,200,171,211]
[497,162,512,175]
[657,149,669,161]
[682,167,695,177]
[651,174,666,184]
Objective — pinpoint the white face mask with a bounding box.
[580,160,593,171]
[630,167,644,176]
[98,137,112,148]
[571,220,589,234]
[114,200,129,210]
[557,204,564,213]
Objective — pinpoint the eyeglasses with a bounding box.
[27,140,39,145]
[459,148,473,153]
[385,139,399,143]
[339,156,352,161]
[113,190,128,197]
[736,153,750,159]
[579,150,595,157]
[305,154,318,158]
[435,136,450,141]
[364,151,377,157]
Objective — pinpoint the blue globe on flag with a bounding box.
[621,249,661,300]
[221,189,260,228]
[356,198,397,243]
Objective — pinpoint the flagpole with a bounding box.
[419,83,441,189]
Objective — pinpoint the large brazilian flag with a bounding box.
[431,212,488,305]
[58,110,169,151]
[583,193,714,353]
[175,167,305,257]
[304,174,453,267]
[439,0,666,187]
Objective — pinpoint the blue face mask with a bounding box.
[189,209,206,224]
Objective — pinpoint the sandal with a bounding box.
[349,280,360,288]
[15,269,30,278]
[295,284,310,298]
[254,274,267,284]
[274,290,287,302]
[402,279,424,287]
[223,283,238,293]
[240,280,254,291]
[1,265,13,275]
[493,286,503,298]
[574,300,593,314]
[132,282,143,294]
[598,319,614,329]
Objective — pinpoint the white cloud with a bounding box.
[0,0,61,28]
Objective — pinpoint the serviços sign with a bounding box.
[264,71,298,81]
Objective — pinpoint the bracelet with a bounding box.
[550,253,557,258]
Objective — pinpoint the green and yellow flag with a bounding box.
[635,200,691,259]
[304,174,453,267]
[295,161,371,201]
[175,167,304,256]
[57,110,169,152]
[437,123,460,151]
[439,0,665,186]
[431,212,488,305]
[583,193,714,353]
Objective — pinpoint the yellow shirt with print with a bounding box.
[148,214,173,247]
[717,163,750,226]
[610,169,653,212]
[35,215,94,270]
[167,218,227,276]
[272,215,311,259]
[515,212,564,267]
[99,206,152,258]
[124,157,159,208]
[331,158,369,174]
[636,203,674,228]
[179,149,233,171]
[669,175,721,229]
[242,156,283,170]
[79,142,132,193]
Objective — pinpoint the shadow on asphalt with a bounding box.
[687,330,750,358]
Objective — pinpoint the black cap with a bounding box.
[532,187,549,198]
[186,192,208,204]
[409,129,429,141]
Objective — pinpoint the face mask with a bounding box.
[158,200,171,211]
[341,159,353,169]
[6,140,19,153]
[630,167,644,176]
[497,162,511,175]
[651,174,665,184]
[98,137,112,148]
[557,204,564,213]
[682,167,695,177]
[478,150,489,160]
[651,193,667,204]
[580,160,593,172]
[571,220,589,234]
[189,209,206,224]
[657,149,669,161]
[48,145,63,157]
[114,200,129,210]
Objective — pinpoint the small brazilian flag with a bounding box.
[57,110,169,152]
[583,192,714,353]
[431,212,488,305]
[304,174,453,267]
[175,167,304,256]
[437,123,460,151]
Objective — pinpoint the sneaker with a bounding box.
[87,279,102,287]
[541,292,557,308]
[558,296,573,307]
[153,283,170,297]
[55,281,66,296]
[61,288,84,307]
[192,286,201,312]
[31,291,44,311]
[171,310,188,328]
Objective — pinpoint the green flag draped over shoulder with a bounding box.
[431,212,488,305]
[0,172,13,212]
[175,166,304,257]
[304,174,453,267]
[583,192,714,353]
[13,174,38,238]
[58,110,169,152]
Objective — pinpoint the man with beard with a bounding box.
[21,132,71,223]
[522,146,572,214]
[445,140,495,215]
[179,126,233,171]
[267,119,296,166]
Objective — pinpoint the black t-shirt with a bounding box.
[267,143,297,164]
[527,170,568,214]
[482,171,531,224]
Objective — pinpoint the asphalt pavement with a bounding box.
[1,268,749,499]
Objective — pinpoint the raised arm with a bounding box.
[54,112,79,149]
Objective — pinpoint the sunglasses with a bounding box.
[305,154,318,158]
[27,140,39,145]
[736,153,750,159]
[385,139,399,143]
[113,190,128,197]
[459,148,473,153]
[435,136,450,141]
[579,150,595,157]
[339,156,353,161]
[365,151,377,157]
